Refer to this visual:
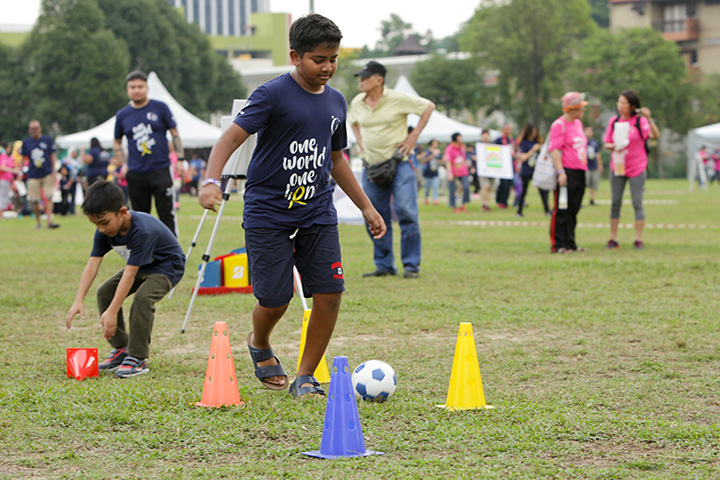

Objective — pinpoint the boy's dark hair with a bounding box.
[451,132,462,142]
[82,180,126,216]
[289,14,342,57]
[125,70,148,84]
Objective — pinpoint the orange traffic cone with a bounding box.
[437,323,493,411]
[196,322,244,408]
[66,348,99,380]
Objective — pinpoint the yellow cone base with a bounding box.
[296,309,331,383]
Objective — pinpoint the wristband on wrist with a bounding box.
[557,169,566,175]
[201,178,221,188]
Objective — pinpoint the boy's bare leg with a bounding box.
[298,292,342,387]
[249,301,289,387]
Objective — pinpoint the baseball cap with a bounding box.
[354,61,387,78]
[562,91,588,111]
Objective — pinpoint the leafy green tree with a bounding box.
[460,0,596,129]
[22,0,129,134]
[410,55,488,118]
[98,0,245,118]
[0,44,32,140]
[692,75,720,128]
[376,13,414,53]
[568,28,691,134]
[587,0,609,28]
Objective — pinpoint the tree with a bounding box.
[375,13,414,54]
[459,0,596,129]
[587,0,609,28]
[22,0,129,134]
[410,55,488,118]
[98,0,245,118]
[0,44,32,140]
[568,28,691,134]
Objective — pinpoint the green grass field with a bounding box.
[1,179,718,479]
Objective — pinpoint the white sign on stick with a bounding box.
[475,143,513,180]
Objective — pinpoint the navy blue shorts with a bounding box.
[244,224,345,308]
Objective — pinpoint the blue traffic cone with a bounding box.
[303,356,383,459]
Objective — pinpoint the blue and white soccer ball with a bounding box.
[351,360,397,402]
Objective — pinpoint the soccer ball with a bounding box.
[351,360,397,402]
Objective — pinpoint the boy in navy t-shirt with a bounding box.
[66,180,185,379]
[198,14,386,398]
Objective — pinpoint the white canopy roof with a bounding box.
[56,72,222,149]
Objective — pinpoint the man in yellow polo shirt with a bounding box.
[349,61,435,279]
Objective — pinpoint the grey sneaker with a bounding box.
[114,356,149,379]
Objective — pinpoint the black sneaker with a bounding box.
[99,347,127,371]
[114,356,149,379]
[633,240,644,250]
[606,239,619,249]
[47,223,60,229]
[403,271,419,279]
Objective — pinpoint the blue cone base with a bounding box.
[303,449,383,459]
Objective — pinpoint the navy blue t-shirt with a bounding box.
[234,73,348,229]
[85,147,111,177]
[519,139,539,177]
[21,135,56,179]
[587,138,599,171]
[114,100,177,174]
[90,211,185,286]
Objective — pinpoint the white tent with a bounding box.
[56,72,222,149]
[686,122,720,182]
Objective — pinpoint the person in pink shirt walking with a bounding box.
[548,92,588,253]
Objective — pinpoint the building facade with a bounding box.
[167,0,269,37]
[609,0,720,75]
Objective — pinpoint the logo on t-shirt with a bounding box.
[146,112,159,122]
[112,245,131,262]
[332,261,343,279]
[30,148,46,168]
[132,123,155,156]
[572,136,587,164]
[282,137,326,209]
[330,116,340,135]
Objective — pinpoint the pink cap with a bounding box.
[562,92,588,111]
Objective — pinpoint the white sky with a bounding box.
[0,0,481,48]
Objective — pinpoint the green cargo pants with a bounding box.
[97,269,173,359]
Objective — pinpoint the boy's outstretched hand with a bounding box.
[65,302,85,329]
[363,208,386,239]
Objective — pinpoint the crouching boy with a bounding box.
[66,180,185,378]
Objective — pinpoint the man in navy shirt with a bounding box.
[113,70,184,236]
[21,120,60,229]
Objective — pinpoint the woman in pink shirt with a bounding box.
[548,92,588,254]
[444,132,470,212]
[603,89,660,250]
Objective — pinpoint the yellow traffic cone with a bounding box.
[296,309,331,383]
[437,322,493,410]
